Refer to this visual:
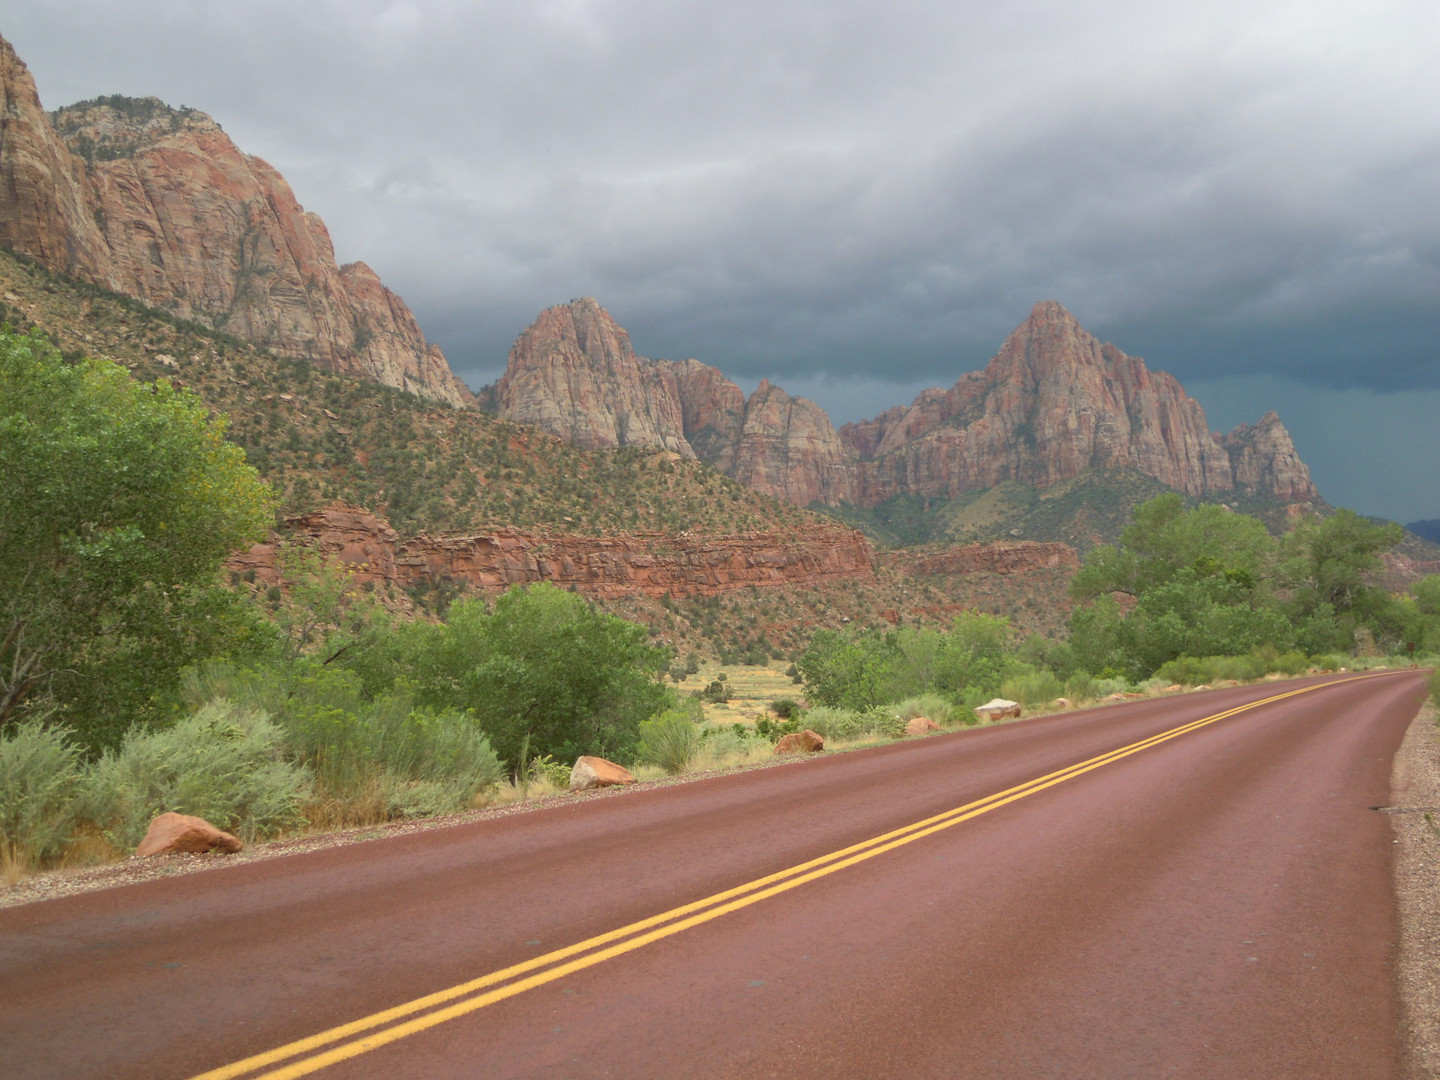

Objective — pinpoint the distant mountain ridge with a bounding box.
[0,33,471,406]
[493,298,1318,513]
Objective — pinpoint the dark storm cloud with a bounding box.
[5,0,1439,518]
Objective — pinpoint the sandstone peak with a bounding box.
[0,32,471,407]
[494,296,1317,512]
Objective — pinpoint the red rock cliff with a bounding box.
[494,298,1316,513]
[230,504,877,599]
[0,34,471,407]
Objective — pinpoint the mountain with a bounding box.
[0,32,470,406]
[495,298,856,506]
[492,298,1318,522]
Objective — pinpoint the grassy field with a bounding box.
[668,662,803,726]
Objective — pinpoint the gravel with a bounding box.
[1392,701,1440,1080]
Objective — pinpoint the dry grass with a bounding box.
[669,662,803,727]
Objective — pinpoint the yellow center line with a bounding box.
[190,672,1399,1080]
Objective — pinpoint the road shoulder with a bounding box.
[1393,700,1440,1080]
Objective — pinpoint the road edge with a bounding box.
[1393,698,1440,1080]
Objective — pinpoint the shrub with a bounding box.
[637,705,703,774]
[1430,667,1440,706]
[1000,671,1064,708]
[183,662,503,820]
[801,706,903,741]
[1269,651,1310,676]
[85,702,312,849]
[770,698,801,719]
[0,720,84,869]
[892,694,954,726]
[1064,673,1095,700]
[698,679,730,703]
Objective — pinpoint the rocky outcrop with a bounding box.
[0,34,471,406]
[229,504,877,599]
[135,812,243,857]
[498,299,690,453]
[494,297,1316,513]
[843,301,1315,506]
[496,299,856,504]
[729,380,857,507]
[1217,410,1317,503]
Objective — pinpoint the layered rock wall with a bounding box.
[0,35,471,406]
[229,504,877,600]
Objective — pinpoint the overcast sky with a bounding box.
[6,2,1439,521]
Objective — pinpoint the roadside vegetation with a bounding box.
[2,321,1437,881]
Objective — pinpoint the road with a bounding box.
[0,671,1427,1079]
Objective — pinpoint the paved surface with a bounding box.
[0,672,1426,1079]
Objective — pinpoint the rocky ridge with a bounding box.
[494,298,1318,514]
[228,504,877,600]
[0,34,470,406]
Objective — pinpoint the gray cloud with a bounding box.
[5,0,1439,518]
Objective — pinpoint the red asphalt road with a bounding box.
[0,672,1427,1079]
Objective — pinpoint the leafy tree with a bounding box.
[1071,493,1275,600]
[392,584,672,767]
[1278,509,1404,650]
[0,329,274,748]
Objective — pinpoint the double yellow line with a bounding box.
[191,673,1391,1080]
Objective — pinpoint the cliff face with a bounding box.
[496,298,855,506]
[0,35,471,406]
[494,297,1317,512]
[229,504,877,600]
[497,298,691,454]
[842,301,1310,506]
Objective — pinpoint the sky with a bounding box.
[5,1,1439,522]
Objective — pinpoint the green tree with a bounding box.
[0,329,274,748]
[396,584,672,767]
[1278,509,1404,652]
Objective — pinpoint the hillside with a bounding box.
[1,247,1082,654]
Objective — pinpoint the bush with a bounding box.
[892,694,954,726]
[85,702,312,849]
[637,705,703,774]
[802,705,904,741]
[1064,673,1095,700]
[770,698,801,719]
[1269,651,1310,676]
[796,706,864,740]
[0,721,84,869]
[185,661,503,819]
[1000,671,1064,708]
[698,679,729,703]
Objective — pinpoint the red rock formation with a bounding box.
[729,380,857,507]
[0,34,470,406]
[495,297,1316,513]
[843,301,1283,506]
[498,298,691,454]
[1218,410,1317,503]
[228,504,877,599]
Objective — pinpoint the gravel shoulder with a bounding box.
[1393,700,1440,1080]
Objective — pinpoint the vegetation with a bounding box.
[0,327,274,747]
